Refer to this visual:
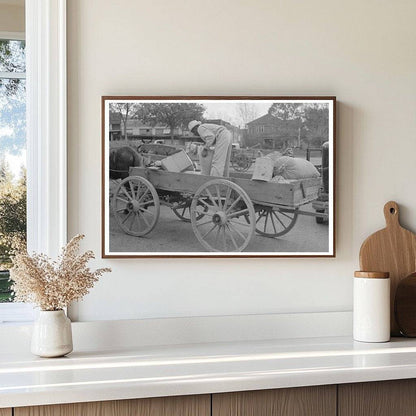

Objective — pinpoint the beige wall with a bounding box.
[67,0,416,321]
[0,4,24,33]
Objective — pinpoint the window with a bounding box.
[0,0,67,323]
[0,35,26,306]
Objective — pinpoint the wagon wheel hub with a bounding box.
[128,200,141,212]
[212,211,228,225]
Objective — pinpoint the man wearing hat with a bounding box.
[188,120,232,177]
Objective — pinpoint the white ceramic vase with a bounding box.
[31,310,73,358]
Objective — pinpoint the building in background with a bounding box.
[109,113,242,146]
[109,112,122,140]
[109,113,193,141]
[246,114,301,149]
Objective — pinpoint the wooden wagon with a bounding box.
[112,168,324,252]
[230,147,263,172]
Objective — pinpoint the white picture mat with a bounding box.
[103,98,334,257]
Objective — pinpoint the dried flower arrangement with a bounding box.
[10,234,111,311]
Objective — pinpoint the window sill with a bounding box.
[0,303,35,324]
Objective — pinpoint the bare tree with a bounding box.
[110,103,138,141]
[237,103,260,128]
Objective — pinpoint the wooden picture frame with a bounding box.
[102,96,336,258]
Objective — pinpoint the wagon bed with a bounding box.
[129,167,320,208]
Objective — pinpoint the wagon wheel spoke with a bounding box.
[278,210,295,221]
[129,212,139,232]
[225,196,242,214]
[272,210,286,228]
[137,189,150,204]
[223,187,232,211]
[198,198,212,210]
[138,207,153,216]
[227,221,248,243]
[196,219,216,228]
[256,211,265,223]
[201,223,218,239]
[226,224,239,250]
[215,185,223,210]
[229,219,251,228]
[116,196,129,204]
[128,180,137,200]
[122,211,133,224]
[264,211,269,232]
[139,211,151,227]
[269,211,277,234]
[139,200,154,207]
[205,187,220,210]
[121,186,133,202]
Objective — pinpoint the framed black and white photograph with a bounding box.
[102,96,336,257]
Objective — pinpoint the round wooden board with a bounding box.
[395,273,416,337]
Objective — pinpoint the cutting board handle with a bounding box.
[384,201,400,228]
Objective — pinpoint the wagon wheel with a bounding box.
[112,176,160,236]
[254,206,299,237]
[190,179,256,252]
[232,154,251,172]
[172,200,208,223]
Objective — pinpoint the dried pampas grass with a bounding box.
[10,234,111,311]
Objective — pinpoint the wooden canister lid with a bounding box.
[354,271,390,279]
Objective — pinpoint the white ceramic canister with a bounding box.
[353,271,390,342]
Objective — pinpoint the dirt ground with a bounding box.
[108,202,329,254]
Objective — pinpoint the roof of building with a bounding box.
[204,119,239,130]
[247,113,300,127]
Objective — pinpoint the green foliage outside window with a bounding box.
[0,39,27,303]
[0,161,26,302]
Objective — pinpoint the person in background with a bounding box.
[188,120,232,177]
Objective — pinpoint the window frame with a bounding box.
[26,0,67,257]
[0,0,67,323]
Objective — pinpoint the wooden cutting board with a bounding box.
[359,201,416,335]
